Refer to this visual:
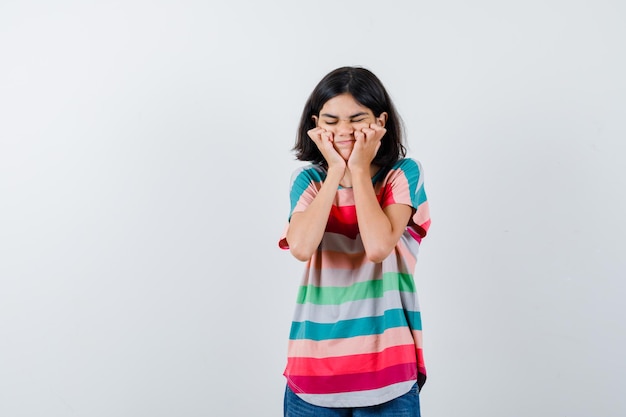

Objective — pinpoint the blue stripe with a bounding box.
[289,308,422,341]
[416,185,427,206]
[399,159,427,207]
[397,159,420,207]
[289,166,325,216]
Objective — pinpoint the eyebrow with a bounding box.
[320,112,370,119]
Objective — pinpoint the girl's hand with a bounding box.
[348,123,386,171]
[307,127,347,171]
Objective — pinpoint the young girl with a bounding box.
[279,66,431,416]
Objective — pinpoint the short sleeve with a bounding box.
[278,165,326,249]
[380,158,431,240]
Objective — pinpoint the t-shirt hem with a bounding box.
[288,380,417,408]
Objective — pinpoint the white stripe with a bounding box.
[294,380,416,408]
[292,288,420,324]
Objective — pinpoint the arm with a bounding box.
[351,170,413,262]
[349,123,412,262]
[286,127,346,261]
[286,167,343,261]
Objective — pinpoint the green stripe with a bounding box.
[289,309,422,340]
[296,272,415,305]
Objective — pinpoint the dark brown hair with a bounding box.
[293,66,406,168]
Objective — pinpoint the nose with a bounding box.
[334,119,354,136]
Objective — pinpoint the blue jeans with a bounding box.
[284,384,421,417]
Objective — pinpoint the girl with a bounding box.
[279,66,431,416]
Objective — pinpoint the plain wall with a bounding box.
[1,1,624,416]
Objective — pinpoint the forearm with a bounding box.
[351,170,399,262]
[286,169,343,261]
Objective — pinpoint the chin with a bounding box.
[334,149,353,161]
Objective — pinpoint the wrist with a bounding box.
[348,165,369,178]
[326,165,345,182]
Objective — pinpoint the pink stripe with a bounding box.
[336,187,356,205]
[288,328,419,358]
[293,183,320,213]
[286,363,418,394]
[412,329,423,347]
[413,202,430,237]
[385,173,411,208]
[396,240,417,270]
[286,344,417,376]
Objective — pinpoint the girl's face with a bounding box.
[313,93,387,161]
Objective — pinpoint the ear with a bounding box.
[376,112,388,127]
[311,115,319,127]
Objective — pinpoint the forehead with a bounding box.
[319,93,372,116]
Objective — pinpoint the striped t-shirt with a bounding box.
[279,158,431,408]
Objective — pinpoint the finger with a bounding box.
[366,125,386,140]
[321,130,334,142]
[361,127,376,140]
[370,123,387,133]
[307,127,323,141]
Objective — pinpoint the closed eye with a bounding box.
[322,119,366,125]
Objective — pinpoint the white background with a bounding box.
[1,1,625,416]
